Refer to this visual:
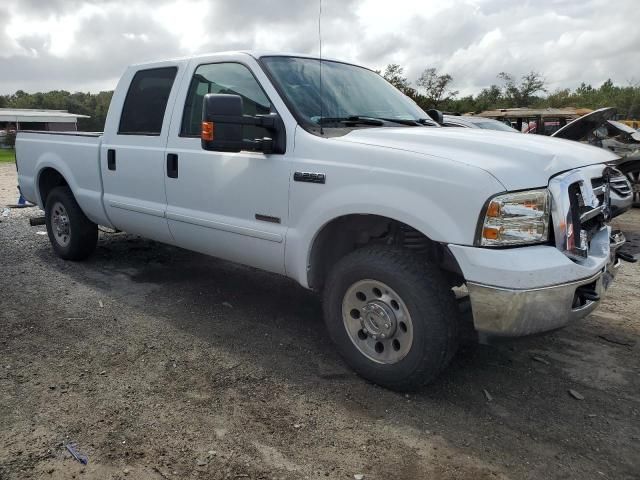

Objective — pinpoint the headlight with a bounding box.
[477,189,550,246]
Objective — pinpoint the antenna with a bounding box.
[318,0,324,135]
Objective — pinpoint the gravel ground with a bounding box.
[1,162,639,480]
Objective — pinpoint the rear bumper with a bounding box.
[449,227,623,336]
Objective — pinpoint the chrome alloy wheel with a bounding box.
[342,279,414,364]
[51,201,71,247]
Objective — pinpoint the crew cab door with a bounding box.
[164,58,291,274]
[101,65,183,243]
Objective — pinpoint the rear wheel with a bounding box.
[45,186,98,260]
[323,246,459,391]
[621,162,640,207]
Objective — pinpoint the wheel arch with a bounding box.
[37,166,70,209]
[305,213,463,291]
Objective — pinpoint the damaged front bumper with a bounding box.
[449,227,625,337]
[466,256,620,336]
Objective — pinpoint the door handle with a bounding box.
[107,149,116,170]
[167,153,179,178]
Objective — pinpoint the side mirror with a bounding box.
[201,93,285,154]
[426,109,444,125]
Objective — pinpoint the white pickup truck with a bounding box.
[16,51,627,390]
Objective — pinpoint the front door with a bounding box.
[164,60,290,274]
[101,65,182,243]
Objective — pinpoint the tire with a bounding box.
[323,246,459,391]
[44,186,98,260]
[620,162,640,208]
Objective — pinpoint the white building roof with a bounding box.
[0,108,90,123]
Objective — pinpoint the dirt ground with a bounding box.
[1,162,639,480]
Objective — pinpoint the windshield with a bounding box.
[260,56,433,128]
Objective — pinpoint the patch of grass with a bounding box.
[0,149,16,163]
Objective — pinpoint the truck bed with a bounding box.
[16,130,111,227]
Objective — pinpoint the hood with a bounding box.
[333,125,619,191]
[606,120,640,142]
[551,107,616,140]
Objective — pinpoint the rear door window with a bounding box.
[119,67,178,135]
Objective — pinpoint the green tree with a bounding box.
[474,84,503,111]
[0,90,115,131]
[575,82,594,95]
[545,88,572,108]
[415,67,458,109]
[381,64,416,97]
[498,71,546,107]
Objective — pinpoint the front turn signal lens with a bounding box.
[482,226,500,240]
[201,121,215,141]
[485,201,501,218]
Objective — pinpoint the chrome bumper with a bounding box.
[466,233,624,337]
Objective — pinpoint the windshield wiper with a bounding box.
[316,115,438,127]
[376,117,425,126]
[317,116,385,126]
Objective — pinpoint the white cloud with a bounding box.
[5,4,104,57]
[151,0,210,52]
[0,0,638,95]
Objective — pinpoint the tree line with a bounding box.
[0,90,113,132]
[1,66,638,135]
[380,64,640,119]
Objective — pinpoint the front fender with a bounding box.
[285,180,503,287]
[285,129,507,287]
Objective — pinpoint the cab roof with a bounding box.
[130,51,344,68]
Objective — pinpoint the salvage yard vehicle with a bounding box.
[442,114,520,133]
[14,52,631,390]
[477,107,588,135]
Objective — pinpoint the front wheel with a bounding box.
[323,246,459,391]
[45,186,98,260]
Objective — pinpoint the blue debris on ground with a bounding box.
[65,443,88,465]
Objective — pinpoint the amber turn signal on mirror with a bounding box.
[201,121,215,141]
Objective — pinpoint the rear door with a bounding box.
[101,64,184,243]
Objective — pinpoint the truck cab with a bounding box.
[16,51,627,390]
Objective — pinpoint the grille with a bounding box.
[572,178,609,256]
[549,166,610,260]
[591,177,606,205]
[610,175,632,196]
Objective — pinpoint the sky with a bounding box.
[1,0,639,96]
